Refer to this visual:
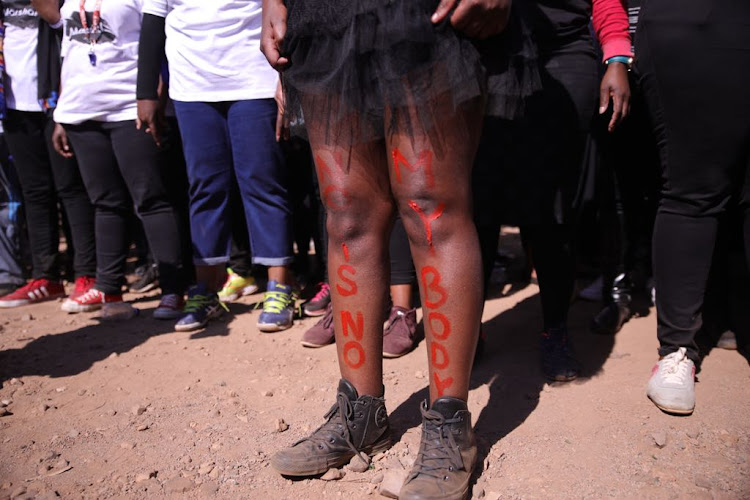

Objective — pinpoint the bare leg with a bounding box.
[386,96,484,403]
[305,120,394,396]
[195,264,225,292]
[390,283,413,309]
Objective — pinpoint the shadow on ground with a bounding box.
[388,292,615,491]
[0,301,259,384]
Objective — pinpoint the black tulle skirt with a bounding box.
[282,0,540,145]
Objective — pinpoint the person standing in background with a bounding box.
[0,0,96,309]
[137,0,296,333]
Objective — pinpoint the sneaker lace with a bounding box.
[661,349,691,384]
[409,404,465,481]
[294,392,368,463]
[77,288,102,303]
[310,282,331,303]
[15,279,45,293]
[183,294,227,313]
[159,294,181,309]
[262,290,293,314]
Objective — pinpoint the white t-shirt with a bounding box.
[2,0,42,112]
[54,0,142,124]
[141,0,277,102]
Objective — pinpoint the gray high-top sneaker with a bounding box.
[400,398,477,500]
[271,379,391,476]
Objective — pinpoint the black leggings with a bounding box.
[636,0,750,362]
[4,110,96,280]
[65,120,185,295]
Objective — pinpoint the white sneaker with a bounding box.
[579,276,603,301]
[646,347,695,415]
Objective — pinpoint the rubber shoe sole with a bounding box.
[174,306,223,332]
[219,284,260,303]
[62,298,104,313]
[648,395,694,416]
[271,433,392,477]
[258,320,293,333]
[0,299,32,308]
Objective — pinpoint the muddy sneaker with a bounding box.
[129,264,159,294]
[400,398,476,500]
[218,268,259,303]
[301,303,335,348]
[62,288,123,313]
[647,347,695,415]
[153,293,185,320]
[382,306,418,358]
[69,276,96,301]
[0,279,65,308]
[271,379,391,476]
[540,327,580,382]
[257,281,295,333]
[303,282,331,317]
[175,284,226,332]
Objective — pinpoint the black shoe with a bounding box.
[129,264,159,293]
[591,302,632,335]
[540,327,580,382]
[400,398,476,500]
[271,379,391,476]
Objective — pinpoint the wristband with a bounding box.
[605,55,633,71]
[48,18,64,30]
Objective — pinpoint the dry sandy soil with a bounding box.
[1,269,749,499]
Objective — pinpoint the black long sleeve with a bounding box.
[136,13,167,100]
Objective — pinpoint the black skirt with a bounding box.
[282,0,540,146]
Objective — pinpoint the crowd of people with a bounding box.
[0,0,746,498]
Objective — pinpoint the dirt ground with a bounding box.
[1,263,749,499]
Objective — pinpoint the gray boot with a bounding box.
[271,379,391,476]
[400,398,476,500]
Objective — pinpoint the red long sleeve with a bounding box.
[592,0,633,61]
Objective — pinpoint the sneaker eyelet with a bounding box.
[329,438,335,443]
[444,476,449,481]
[449,466,454,472]
[318,444,324,450]
[352,424,357,429]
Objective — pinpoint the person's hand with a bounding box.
[52,123,74,158]
[599,62,630,132]
[274,80,290,142]
[261,0,290,71]
[31,0,61,25]
[136,99,164,147]
[432,0,512,39]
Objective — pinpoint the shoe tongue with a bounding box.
[337,379,385,400]
[430,397,468,419]
[337,379,360,400]
[268,280,290,293]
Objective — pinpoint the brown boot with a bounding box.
[271,379,391,476]
[400,398,476,500]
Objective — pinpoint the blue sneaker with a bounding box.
[175,284,227,332]
[257,280,295,333]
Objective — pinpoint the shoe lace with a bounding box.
[310,282,331,303]
[183,294,227,313]
[159,294,181,309]
[77,288,102,303]
[661,349,692,384]
[294,392,369,463]
[409,404,465,481]
[262,290,293,314]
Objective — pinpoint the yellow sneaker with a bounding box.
[217,269,259,303]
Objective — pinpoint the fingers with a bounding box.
[53,130,73,159]
[599,85,610,116]
[608,92,623,132]
[432,0,458,23]
[275,108,284,142]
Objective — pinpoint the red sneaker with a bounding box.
[0,279,65,308]
[69,276,96,301]
[62,288,123,313]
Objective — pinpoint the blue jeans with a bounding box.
[174,99,293,267]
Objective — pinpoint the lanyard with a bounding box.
[79,0,103,66]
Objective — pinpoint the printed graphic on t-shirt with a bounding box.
[65,11,116,44]
[3,0,39,29]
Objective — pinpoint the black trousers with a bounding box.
[4,110,96,280]
[65,120,185,295]
[474,47,599,330]
[636,0,750,362]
